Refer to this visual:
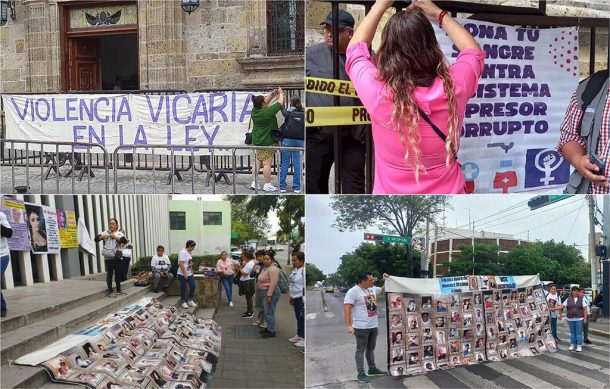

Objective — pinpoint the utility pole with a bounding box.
[587,195,597,294]
[433,223,439,278]
[424,217,431,278]
[472,217,475,276]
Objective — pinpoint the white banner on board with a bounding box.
[3,92,278,155]
[435,20,579,193]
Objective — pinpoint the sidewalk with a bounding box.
[212,274,304,388]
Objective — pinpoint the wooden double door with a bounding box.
[67,37,102,91]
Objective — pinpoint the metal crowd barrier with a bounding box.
[112,144,305,194]
[0,139,110,193]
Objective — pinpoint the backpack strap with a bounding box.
[418,108,457,160]
[577,69,609,154]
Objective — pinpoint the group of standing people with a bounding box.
[546,284,594,352]
[216,248,305,347]
[250,88,305,193]
[95,218,133,298]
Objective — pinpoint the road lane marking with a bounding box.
[485,360,561,389]
[307,313,318,320]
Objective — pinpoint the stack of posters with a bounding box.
[385,275,556,377]
[16,298,221,388]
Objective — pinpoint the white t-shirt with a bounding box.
[0,211,11,257]
[240,260,255,282]
[344,285,382,329]
[288,266,305,298]
[178,249,192,277]
[151,254,171,271]
[546,292,561,318]
[563,296,587,321]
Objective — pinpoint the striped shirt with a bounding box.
[557,87,610,194]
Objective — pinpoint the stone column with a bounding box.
[138,0,186,90]
[245,0,267,57]
[22,0,60,92]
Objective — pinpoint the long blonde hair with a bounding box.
[377,9,459,180]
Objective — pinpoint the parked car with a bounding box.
[339,286,349,293]
[325,285,334,293]
[230,247,242,259]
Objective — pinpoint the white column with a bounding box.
[76,195,90,275]
[2,251,14,289]
[16,195,34,286]
[44,195,61,281]
[34,195,51,283]
[85,195,98,273]
[94,195,105,272]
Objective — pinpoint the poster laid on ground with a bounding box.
[0,196,30,251]
[435,21,579,193]
[16,298,221,388]
[2,91,284,156]
[385,275,556,376]
[58,209,78,249]
[24,203,60,254]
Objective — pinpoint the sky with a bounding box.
[306,195,607,275]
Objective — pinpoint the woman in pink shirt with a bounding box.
[257,252,281,338]
[216,251,241,307]
[345,0,486,193]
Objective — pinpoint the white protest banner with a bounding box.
[24,203,60,254]
[435,21,579,193]
[77,216,96,256]
[2,92,276,155]
[385,275,556,376]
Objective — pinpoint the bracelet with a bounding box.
[438,10,448,28]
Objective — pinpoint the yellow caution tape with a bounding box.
[305,106,371,127]
[305,77,358,98]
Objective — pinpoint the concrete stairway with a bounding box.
[0,279,155,388]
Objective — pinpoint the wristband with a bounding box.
[438,10,448,28]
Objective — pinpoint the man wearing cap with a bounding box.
[306,10,368,194]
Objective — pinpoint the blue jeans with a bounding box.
[1,255,9,311]
[293,296,304,338]
[220,275,234,303]
[550,316,558,338]
[178,274,195,302]
[279,139,304,191]
[261,287,281,332]
[567,319,583,346]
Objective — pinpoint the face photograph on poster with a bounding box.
[391,347,405,363]
[25,204,47,253]
[421,312,431,326]
[390,313,403,329]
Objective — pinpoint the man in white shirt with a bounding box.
[344,271,389,383]
[578,288,592,344]
[150,245,174,293]
[239,251,256,319]
[0,211,13,317]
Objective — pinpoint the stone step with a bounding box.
[0,287,150,366]
[1,279,136,333]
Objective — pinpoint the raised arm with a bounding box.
[410,0,480,51]
[276,87,285,106]
[349,0,393,47]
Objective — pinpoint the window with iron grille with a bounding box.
[267,0,304,56]
[169,212,186,230]
[203,212,223,226]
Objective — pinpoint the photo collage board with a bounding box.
[37,300,221,389]
[386,276,557,377]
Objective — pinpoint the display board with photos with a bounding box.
[385,275,556,377]
[16,299,220,388]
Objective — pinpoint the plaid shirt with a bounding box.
[557,87,610,194]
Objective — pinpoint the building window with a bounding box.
[203,212,222,226]
[266,0,304,56]
[169,212,186,230]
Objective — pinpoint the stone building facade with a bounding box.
[0,0,304,93]
[306,0,609,79]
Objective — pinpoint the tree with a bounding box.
[228,198,269,246]
[306,263,325,286]
[331,195,447,276]
[445,243,505,276]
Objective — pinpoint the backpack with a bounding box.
[134,271,150,286]
[564,69,609,194]
[282,110,305,140]
[276,265,289,294]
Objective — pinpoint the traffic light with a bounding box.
[528,195,550,210]
[364,233,383,242]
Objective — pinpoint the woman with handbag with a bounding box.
[216,251,241,307]
[95,218,128,298]
[344,0,485,193]
[250,87,285,192]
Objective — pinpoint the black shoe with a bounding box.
[261,330,276,338]
[153,289,160,293]
[241,312,254,318]
[1,310,6,318]
[161,287,167,292]
[584,339,592,344]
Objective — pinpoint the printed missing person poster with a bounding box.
[385,275,556,376]
[434,21,579,193]
[16,298,221,389]
[0,196,30,251]
[58,209,78,249]
[24,203,60,254]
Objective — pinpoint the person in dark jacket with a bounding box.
[280,96,305,193]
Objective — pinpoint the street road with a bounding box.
[306,288,610,389]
